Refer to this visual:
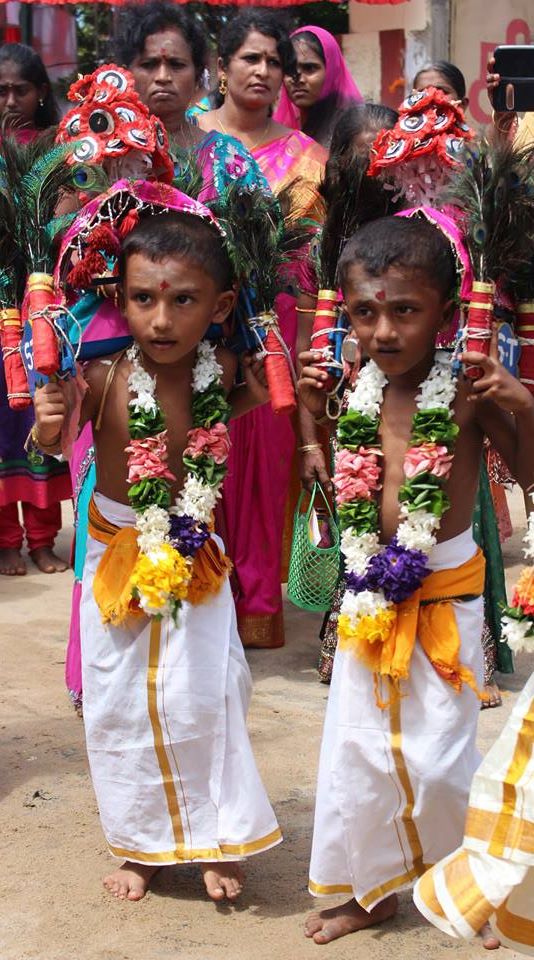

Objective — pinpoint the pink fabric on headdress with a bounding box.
[396,205,473,345]
[274,26,363,130]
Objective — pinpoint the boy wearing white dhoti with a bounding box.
[298,212,534,944]
[33,187,281,903]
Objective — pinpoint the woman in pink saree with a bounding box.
[199,10,327,648]
[275,25,363,150]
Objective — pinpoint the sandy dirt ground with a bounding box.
[1,490,533,960]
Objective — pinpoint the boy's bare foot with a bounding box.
[304,894,397,944]
[29,546,68,574]
[480,922,500,950]
[103,862,160,901]
[0,548,26,576]
[200,862,245,901]
[481,681,502,709]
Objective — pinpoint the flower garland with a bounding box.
[334,353,459,652]
[126,340,231,619]
[500,496,534,653]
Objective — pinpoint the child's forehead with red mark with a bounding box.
[376,290,385,301]
[160,280,170,290]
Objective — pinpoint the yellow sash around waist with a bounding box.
[88,495,232,626]
[339,548,486,708]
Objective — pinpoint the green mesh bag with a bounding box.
[287,482,340,613]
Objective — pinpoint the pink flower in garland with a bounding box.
[126,430,176,484]
[184,423,231,464]
[404,441,453,480]
[333,447,382,504]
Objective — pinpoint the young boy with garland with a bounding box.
[32,203,281,903]
[298,214,534,947]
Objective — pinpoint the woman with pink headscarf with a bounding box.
[274,26,363,149]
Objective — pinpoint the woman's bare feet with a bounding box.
[304,894,398,944]
[0,547,26,576]
[103,862,160,901]
[480,922,500,950]
[200,862,245,901]
[29,546,68,574]
[481,681,502,709]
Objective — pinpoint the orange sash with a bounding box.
[88,496,232,625]
[349,548,486,708]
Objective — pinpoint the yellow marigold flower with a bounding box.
[338,609,396,666]
[514,567,534,610]
[131,543,191,609]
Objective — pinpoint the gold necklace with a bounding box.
[216,112,272,151]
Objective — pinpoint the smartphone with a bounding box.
[493,45,534,112]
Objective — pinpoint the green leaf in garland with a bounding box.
[128,477,171,511]
[399,471,450,517]
[128,405,166,439]
[411,409,459,448]
[192,385,231,428]
[182,454,227,487]
[337,410,380,449]
[501,603,534,629]
[337,499,378,534]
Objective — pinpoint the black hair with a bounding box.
[118,210,234,291]
[218,9,295,78]
[321,104,401,225]
[338,216,457,300]
[113,2,207,82]
[0,43,60,129]
[330,102,398,163]
[413,60,466,101]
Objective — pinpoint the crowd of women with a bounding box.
[0,3,526,718]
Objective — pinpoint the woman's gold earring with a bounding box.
[218,73,228,97]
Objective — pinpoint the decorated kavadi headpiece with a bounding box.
[57,64,173,184]
[368,86,474,205]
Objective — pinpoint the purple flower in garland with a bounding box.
[345,539,430,603]
[169,513,209,557]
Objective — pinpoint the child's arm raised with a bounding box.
[463,329,534,490]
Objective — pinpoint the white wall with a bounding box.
[349,0,428,35]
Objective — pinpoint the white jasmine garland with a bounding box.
[396,507,440,553]
[340,529,380,575]
[523,497,534,560]
[416,361,457,410]
[347,361,387,418]
[340,588,392,621]
[173,475,220,524]
[135,504,171,553]
[192,341,223,393]
[501,616,534,654]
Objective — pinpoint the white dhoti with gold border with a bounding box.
[81,492,281,864]
[309,529,484,910]
[414,670,534,955]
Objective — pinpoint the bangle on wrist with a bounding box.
[30,425,61,450]
[298,442,321,452]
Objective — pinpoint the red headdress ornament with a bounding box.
[57,64,173,184]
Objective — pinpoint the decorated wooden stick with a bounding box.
[464,280,494,380]
[0,308,31,409]
[28,272,59,376]
[260,311,297,416]
[517,300,534,394]
[310,289,339,392]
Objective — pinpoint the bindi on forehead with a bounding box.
[159,280,170,291]
[376,290,386,301]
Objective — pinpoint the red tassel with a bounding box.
[263,327,296,416]
[517,301,534,394]
[67,249,108,289]
[90,224,120,255]
[28,273,59,377]
[118,208,140,238]
[0,308,31,409]
[311,289,338,392]
[464,281,494,381]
